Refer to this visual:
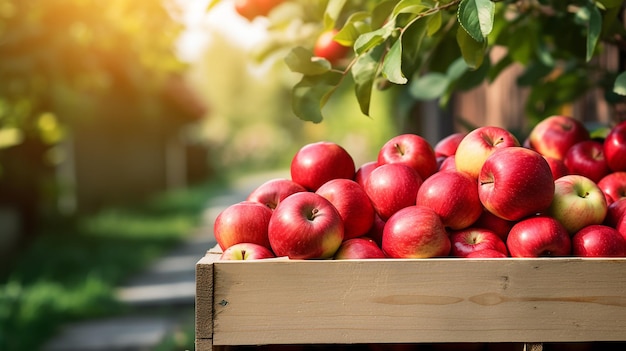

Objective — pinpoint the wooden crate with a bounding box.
[196,247,626,351]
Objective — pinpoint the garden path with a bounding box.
[42,169,289,351]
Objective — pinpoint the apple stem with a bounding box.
[394,143,405,156]
[480,176,495,186]
[309,208,319,220]
[593,150,603,159]
[559,122,572,131]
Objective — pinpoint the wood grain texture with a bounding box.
[196,251,219,341]
[200,257,626,346]
[195,338,213,351]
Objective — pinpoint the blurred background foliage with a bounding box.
[0,0,191,249]
[0,0,185,155]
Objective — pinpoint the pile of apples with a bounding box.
[214,115,626,260]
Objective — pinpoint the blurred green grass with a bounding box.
[0,174,230,351]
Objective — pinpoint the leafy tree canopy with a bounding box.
[211,0,626,125]
[0,0,185,153]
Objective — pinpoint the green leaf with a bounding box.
[456,25,486,69]
[536,41,555,67]
[399,18,429,79]
[354,26,395,55]
[371,1,398,29]
[351,46,384,116]
[614,71,626,96]
[334,24,364,47]
[427,10,443,36]
[597,0,624,9]
[583,3,602,62]
[392,0,431,17]
[284,47,331,75]
[324,0,348,30]
[340,11,372,28]
[590,126,611,139]
[446,57,469,81]
[457,0,495,42]
[292,71,344,123]
[382,39,408,84]
[409,72,450,100]
[334,11,371,46]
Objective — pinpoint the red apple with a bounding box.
[268,192,344,259]
[290,141,355,191]
[220,242,276,260]
[455,126,520,179]
[333,237,386,259]
[436,155,446,169]
[449,228,508,257]
[313,29,351,66]
[470,209,516,241]
[214,201,273,251]
[572,224,626,257]
[604,120,626,172]
[563,140,610,183]
[617,216,626,240]
[527,115,590,160]
[506,216,571,257]
[543,155,569,180]
[354,161,378,189]
[465,249,508,258]
[478,147,555,221]
[546,174,608,234]
[316,178,375,240]
[377,133,438,180]
[246,178,307,210]
[605,198,626,228]
[364,213,386,247]
[438,155,457,172]
[416,170,483,230]
[434,132,467,158]
[234,0,284,21]
[382,205,451,258]
[597,171,626,204]
[364,163,423,221]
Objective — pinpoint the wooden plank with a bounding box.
[196,250,220,343]
[208,258,626,346]
[195,338,213,351]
